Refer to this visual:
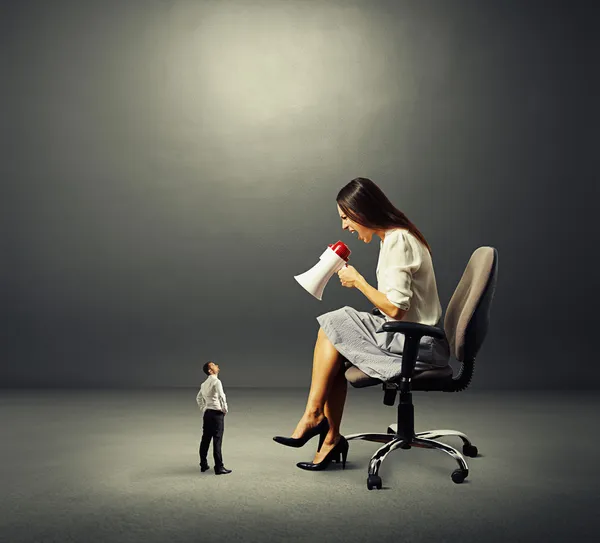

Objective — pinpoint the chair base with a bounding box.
[346,426,477,489]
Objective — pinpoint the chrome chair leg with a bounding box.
[346,432,395,444]
[412,437,469,476]
[360,436,469,477]
[387,424,476,451]
[350,425,476,488]
[367,438,409,477]
[351,431,472,489]
[415,429,473,447]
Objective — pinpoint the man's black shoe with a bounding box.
[200,463,210,472]
[214,466,232,475]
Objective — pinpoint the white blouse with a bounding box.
[376,229,442,326]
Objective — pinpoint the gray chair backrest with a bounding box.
[443,247,498,362]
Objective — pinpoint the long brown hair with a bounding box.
[336,177,432,254]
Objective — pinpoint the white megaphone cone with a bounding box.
[294,241,351,300]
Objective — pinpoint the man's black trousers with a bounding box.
[199,409,224,468]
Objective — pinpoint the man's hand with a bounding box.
[337,264,363,289]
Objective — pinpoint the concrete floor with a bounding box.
[1,387,598,542]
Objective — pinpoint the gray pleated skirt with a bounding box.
[317,306,450,382]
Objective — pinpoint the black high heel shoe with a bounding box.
[296,436,349,471]
[273,417,330,452]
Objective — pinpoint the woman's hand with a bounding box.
[337,264,363,289]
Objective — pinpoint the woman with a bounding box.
[273,177,450,471]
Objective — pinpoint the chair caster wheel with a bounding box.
[463,444,478,457]
[367,475,382,490]
[451,469,467,484]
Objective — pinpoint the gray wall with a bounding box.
[2,0,597,388]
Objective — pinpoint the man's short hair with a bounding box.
[203,362,212,376]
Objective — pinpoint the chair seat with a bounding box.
[344,364,454,391]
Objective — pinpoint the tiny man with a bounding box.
[196,361,232,475]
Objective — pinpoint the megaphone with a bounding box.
[294,241,351,300]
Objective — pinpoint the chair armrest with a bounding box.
[380,321,446,385]
[381,321,445,341]
[372,308,444,341]
[371,309,445,385]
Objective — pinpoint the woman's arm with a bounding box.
[355,276,407,320]
[338,265,407,320]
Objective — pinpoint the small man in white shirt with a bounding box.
[196,361,232,475]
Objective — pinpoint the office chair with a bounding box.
[344,246,498,489]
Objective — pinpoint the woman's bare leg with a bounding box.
[311,367,348,462]
[324,366,347,438]
[291,328,344,438]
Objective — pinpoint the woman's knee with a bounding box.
[317,327,334,345]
